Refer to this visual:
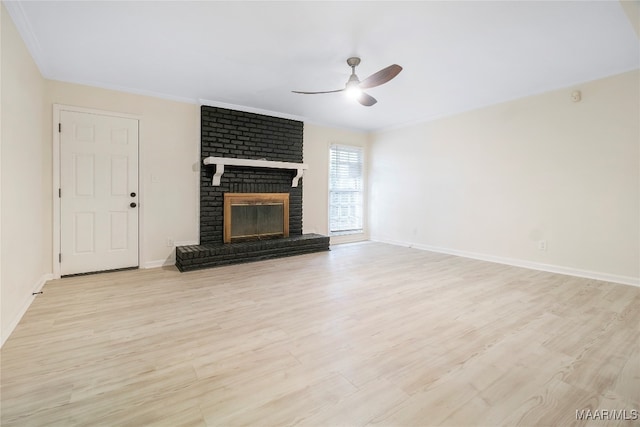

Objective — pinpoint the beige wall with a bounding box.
[620,0,640,39]
[1,3,49,344]
[44,85,359,261]
[370,70,640,284]
[303,123,369,244]
[46,81,201,267]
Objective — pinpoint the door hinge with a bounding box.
[58,123,61,133]
[59,253,62,263]
[58,188,62,198]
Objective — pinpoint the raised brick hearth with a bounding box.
[175,106,329,271]
[176,234,329,271]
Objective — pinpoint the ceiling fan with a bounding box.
[292,57,402,107]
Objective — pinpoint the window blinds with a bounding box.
[329,145,363,233]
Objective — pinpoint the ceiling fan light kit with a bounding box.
[345,79,362,100]
[293,57,402,107]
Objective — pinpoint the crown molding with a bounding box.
[3,0,50,78]
[199,98,307,123]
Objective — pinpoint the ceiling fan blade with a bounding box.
[359,64,403,89]
[292,89,344,95]
[357,92,377,107]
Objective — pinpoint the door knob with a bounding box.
[130,192,136,197]
[130,202,137,208]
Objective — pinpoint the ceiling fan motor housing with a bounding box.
[347,57,361,67]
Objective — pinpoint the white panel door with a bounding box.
[60,111,139,275]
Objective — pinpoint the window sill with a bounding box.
[330,231,368,245]
[330,230,363,236]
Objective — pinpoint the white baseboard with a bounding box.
[142,240,198,269]
[1,273,54,348]
[370,237,640,288]
[142,259,173,269]
[173,240,199,247]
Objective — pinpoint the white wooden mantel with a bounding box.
[202,156,309,187]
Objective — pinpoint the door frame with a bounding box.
[52,104,143,279]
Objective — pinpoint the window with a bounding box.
[329,145,364,234]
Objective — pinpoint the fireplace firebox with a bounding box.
[223,193,289,243]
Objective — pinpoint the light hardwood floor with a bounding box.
[1,242,638,426]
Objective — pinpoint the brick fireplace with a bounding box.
[175,106,329,272]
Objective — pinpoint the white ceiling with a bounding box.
[5,1,639,131]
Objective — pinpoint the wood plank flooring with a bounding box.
[1,242,638,426]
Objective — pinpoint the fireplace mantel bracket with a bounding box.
[203,156,309,187]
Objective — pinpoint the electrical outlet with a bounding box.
[167,238,174,247]
[538,240,547,251]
